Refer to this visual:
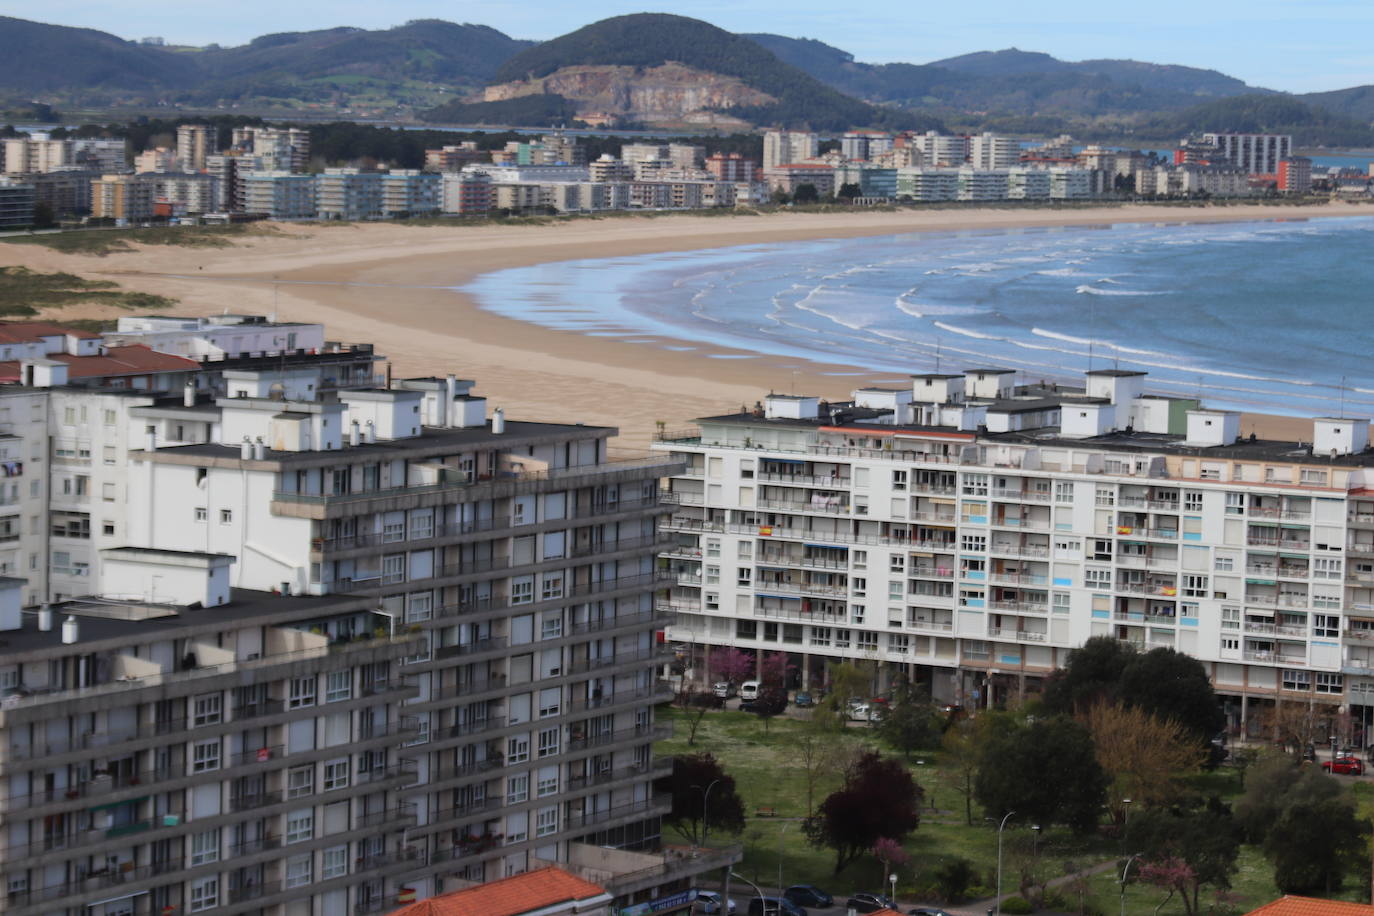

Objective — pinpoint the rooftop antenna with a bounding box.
[1340,375,1348,419]
[933,338,942,374]
[271,274,279,323]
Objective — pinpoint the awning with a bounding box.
[1246,578,1277,586]
[765,459,806,465]
[1280,553,1310,560]
[88,796,146,813]
[756,594,799,601]
[805,543,846,550]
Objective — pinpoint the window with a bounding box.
[285,853,313,889]
[102,522,115,537]
[219,509,232,524]
[1314,557,1343,580]
[1221,607,1240,630]
[507,735,530,764]
[888,633,909,655]
[706,538,721,558]
[962,473,989,496]
[1314,615,1340,638]
[541,572,564,601]
[851,577,867,597]
[736,619,756,640]
[737,567,752,587]
[192,740,221,773]
[1214,555,1235,572]
[852,550,867,569]
[705,592,720,610]
[383,516,406,542]
[286,765,314,799]
[322,845,349,880]
[1091,539,1113,561]
[1055,481,1074,503]
[1053,592,1071,614]
[1282,669,1311,692]
[1225,492,1244,515]
[325,670,352,703]
[1095,486,1116,507]
[889,554,906,573]
[536,806,559,837]
[511,576,534,604]
[541,614,563,640]
[323,758,350,791]
[508,772,530,804]
[382,553,405,584]
[103,409,116,426]
[537,771,559,797]
[1301,469,1329,486]
[811,626,831,647]
[103,446,116,465]
[285,809,314,844]
[189,877,218,912]
[856,631,879,651]
[892,470,908,490]
[960,534,987,552]
[102,482,115,502]
[1221,637,1239,651]
[1084,568,1112,589]
[190,828,220,866]
[537,727,560,758]
[1316,672,1344,694]
[1183,490,1203,512]
[1182,574,1209,598]
[193,694,221,727]
[288,677,316,709]
[538,687,561,718]
[194,507,207,522]
[888,581,904,600]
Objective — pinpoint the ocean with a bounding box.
[462,215,1374,417]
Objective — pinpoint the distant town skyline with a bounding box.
[18,0,1374,93]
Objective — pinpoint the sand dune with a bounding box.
[5,202,1355,447]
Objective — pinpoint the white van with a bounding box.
[740,680,761,701]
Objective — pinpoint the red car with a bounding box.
[1323,755,1364,776]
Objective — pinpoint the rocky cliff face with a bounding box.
[483,62,776,125]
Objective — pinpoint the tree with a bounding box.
[933,858,975,904]
[793,182,820,204]
[1233,752,1317,842]
[1118,648,1225,745]
[1265,794,1368,894]
[837,182,861,200]
[872,836,910,888]
[814,661,870,732]
[674,682,718,746]
[1140,857,1197,916]
[942,716,986,825]
[876,678,941,758]
[1086,702,1207,816]
[805,750,923,874]
[1132,799,1242,916]
[974,716,1108,833]
[791,721,849,817]
[1042,636,1134,716]
[709,646,754,687]
[657,753,745,847]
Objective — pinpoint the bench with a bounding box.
[755,806,777,817]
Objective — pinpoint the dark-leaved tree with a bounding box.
[1131,797,1242,916]
[1117,647,1225,744]
[876,678,941,758]
[974,715,1107,833]
[656,753,745,847]
[1041,635,1133,716]
[792,182,820,204]
[805,750,922,873]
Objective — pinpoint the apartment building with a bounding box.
[1278,157,1314,194]
[135,148,178,175]
[762,131,819,171]
[73,140,129,174]
[90,175,157,222]
[440,173,493,215]
[0,177,35,227]
[969,133,1021,170]
[241,172,317,220]
[0,571,428,916]
[910,131,970,168]
[653,369,1374,743]
[589,156,634,184]
[206,155,260,212]
[704,154,756,183]
[316,170,383,222]
[895,168,959,201]
[3,134,72,175]
[154,174,220,216]
[380,171,441,218]
[1201,133,1293,175]
[424,145,487,173]
[177,125,216,173]
[232,128,311,174]
[762,164,835,197]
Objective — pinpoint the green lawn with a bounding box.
[656,708,1372,911]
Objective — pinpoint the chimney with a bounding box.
[145,425,157,452]
[491,407,505,435]
[240,437,253,459]
[183,380,196,408]
[38,604,52,632]
[61,616,78,645]
[253,437,266,460]
[350,420,360,447]
[445,374,458,426]
[365,420,374,443]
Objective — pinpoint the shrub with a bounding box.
[933,858,975,903]
[1000,896,1034,914]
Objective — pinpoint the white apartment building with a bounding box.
[1201,133,1293,175]
[135,148,177,175]
[241,172,317,220]
[1007,168,1051,200]
[653,369,1374,744]
[969,133,1021,170]
[762,131,819,170]
[957,167,1009,201]
[440,173,493,215]
[72,140,129,173]
[895,168,959,201]
[232,128,311,174]
[1048,167,1096,199]
[910,131,970,168]
[155,174,220,215]
[177,124,215,172]
[3,135,71,175]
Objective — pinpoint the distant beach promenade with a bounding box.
[6,201,1364,447]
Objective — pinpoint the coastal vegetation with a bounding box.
[0,266,174,315]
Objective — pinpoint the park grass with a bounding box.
[2,223,276,256]
[0,266,175,316]
[656,708,1373,912]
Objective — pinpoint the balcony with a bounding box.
[987,599,1048,613]
[660,491,705,506]
[987,628,1047,642]
[758,471,852,487]
[753,579,847,599]
[987,543,1050,559]
[756,497,849,516]
[991,488,1052,502]
[356,803,418,830]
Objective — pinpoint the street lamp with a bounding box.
[693,779,720,850]
[777,821,790,897]
[889,872,898,904]
[1120,852,1145,916]
[1120,798,1132,855]
[1332,735,1340,769]
[990,810,1015,916]
[1031,824,1042,858]
[731,871,765,912]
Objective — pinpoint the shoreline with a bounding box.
[6,201,1362,448]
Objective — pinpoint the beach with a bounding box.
[6,201,1360,448]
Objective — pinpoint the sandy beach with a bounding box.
[5,201,1362,448]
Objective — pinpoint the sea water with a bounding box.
[462,215,1374,416]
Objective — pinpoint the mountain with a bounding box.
[471,13,930,131]
[0,16,198,93]
[1299,85,1374,123]
[929,48,1263,97]
[1135,94,1374,147]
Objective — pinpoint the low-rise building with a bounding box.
[316,169,383,221]
[440,172,493,214]
[241,171,317,219]
[0,177,35,227]
[90,174,157,221]
[763,164,836,197]
[381,170,441,218]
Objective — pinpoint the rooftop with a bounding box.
[384,866,609,916]
[1244,896,1374,916]
[0,322,99,343]
[0,345,199,382]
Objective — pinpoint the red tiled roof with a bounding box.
[1246,897,1374,916]
[0,321,101,344]
[384,867,608,916]
[0,345,199,382]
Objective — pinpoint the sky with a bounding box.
[11,0,1374,93]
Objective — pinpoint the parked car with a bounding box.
[740,680,761,701]
[746,897,805,916]
[847,893,898,913]
[712,682,737,699]
[793,691,815,708]
[848,701,871,722]
[696,890,737,914]
[1323,755,1365,775]
[909,908,955,916]
[783,885,833,907]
